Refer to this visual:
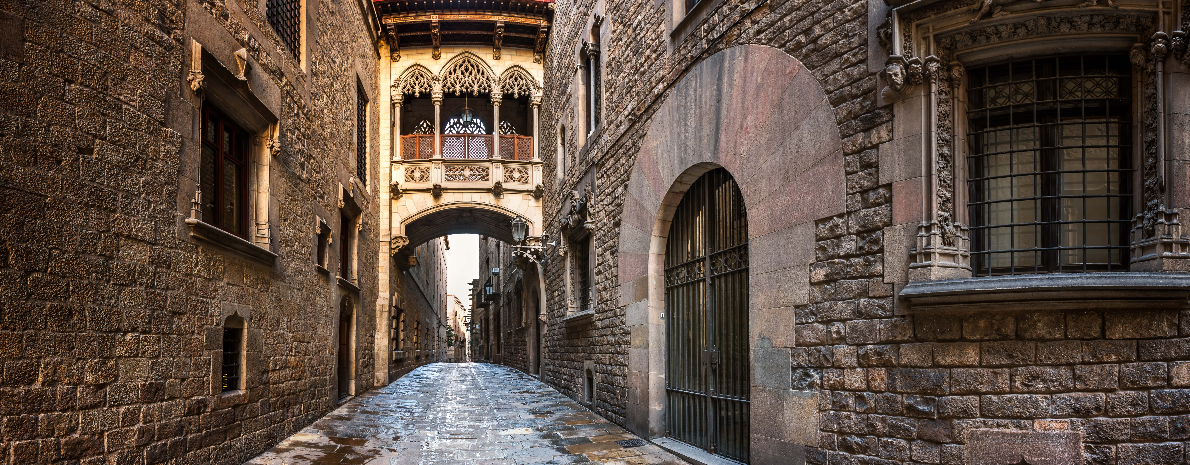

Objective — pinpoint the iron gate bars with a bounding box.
[664,168,750,463]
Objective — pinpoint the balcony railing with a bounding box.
[401,134,533,161]
[500,135,533,161]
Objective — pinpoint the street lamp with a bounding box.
[509,215,553,265]
[511,215,528,244]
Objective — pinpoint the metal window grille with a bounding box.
[966,54,1133,276]
[356,86,368,184]
[221,327,242,392]
[266,0,301,60]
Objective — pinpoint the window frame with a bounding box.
[356,82,369,185]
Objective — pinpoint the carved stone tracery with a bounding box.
[441,52,494,96]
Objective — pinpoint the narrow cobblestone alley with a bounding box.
[248,364,688,465]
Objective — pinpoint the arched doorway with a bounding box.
[664,168,749,463]
[337,296,354,400]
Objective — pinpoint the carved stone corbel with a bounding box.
[534,23,549,64]
[493,21,504,60]
[188,39,205,98]
[431,183,443,198]
[391,235,410,255]
[491,181,504,198]
[532,184,544,200]
[233,48,250,81]
[387,27,400,62]
[431,20,441,60]
[390,182,402,199]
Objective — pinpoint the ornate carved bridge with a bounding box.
[382,51,545,258]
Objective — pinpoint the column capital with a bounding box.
[529,93,542,107]
[491,91,503,106]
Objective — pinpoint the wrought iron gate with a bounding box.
[664,168,749,463]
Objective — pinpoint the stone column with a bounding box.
[491,90,502,160]
[392,90,403,161]
[432,83,443,158]
[531,93,541,162]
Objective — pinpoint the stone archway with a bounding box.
[618,45,847,463]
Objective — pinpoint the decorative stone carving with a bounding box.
[394,65,435,98]
[490,181,504,198]
[190,189,203,221]
[562,187,594,237]
[444,165,490,182]
[532,184,544,200]
[267,137,281,156]
[534,23,549,63]
[499,66,540,99]
[387,27,400,61]
[187,70,205,95]
[1131,209,1190,271]
[909,221,971,281]
[233,48,250,81]
[431,20,441,60]
[493,21,504,60]
[390,182,402,199]
[441,52,493,96]
[406,166,431,183]
[431,183,443,198]
[504,166,529,184]
[390,235,410,254]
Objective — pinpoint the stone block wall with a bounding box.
[537,0,1190,463]
[0,0,446,462]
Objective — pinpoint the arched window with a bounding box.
[664,168,749,463]
[221,314,245,392]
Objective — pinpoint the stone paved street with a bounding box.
[248,363,688,465]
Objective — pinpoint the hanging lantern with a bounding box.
[461,95,474,123]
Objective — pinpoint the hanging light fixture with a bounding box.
[461,94,474,123]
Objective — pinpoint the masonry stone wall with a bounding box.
[0,0,448,463]
[537,0,1190,463]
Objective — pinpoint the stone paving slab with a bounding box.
[247,363,689,465]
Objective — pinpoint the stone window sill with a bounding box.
[316,264,330,275]
[215,389,248,409]
[562,309,594,326]
[337,276,360,293]
[899,272,1190,313]
[186,218,276,266]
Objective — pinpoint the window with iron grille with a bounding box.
[266,0,301,60]
[356,85,368,184]
[966,54,1133,276]
[221,323,243,392]
[200,106,249,238]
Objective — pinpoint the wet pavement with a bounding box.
[248,363,688,465]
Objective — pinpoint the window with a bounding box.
[221,315,244,392]
[339,212,354,279]
[558,125,567,176]
[574,235,593,312]
[356,83,368,184]
[414,320,421,350]
[316,218,331,269]
[200,106,250,238]
[967,54,1133,276]
[266,0,301,60]
[393,307,405,351]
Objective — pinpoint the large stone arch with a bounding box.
[618,45,846,463]
[395,200,541,250]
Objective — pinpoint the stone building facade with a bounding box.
[472,235,547,375]
[533,0,1190,464]
[0,0,450,464]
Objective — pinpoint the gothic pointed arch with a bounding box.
[498,65,540,99]
[393,64,436,98]
[440,51,496,96]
